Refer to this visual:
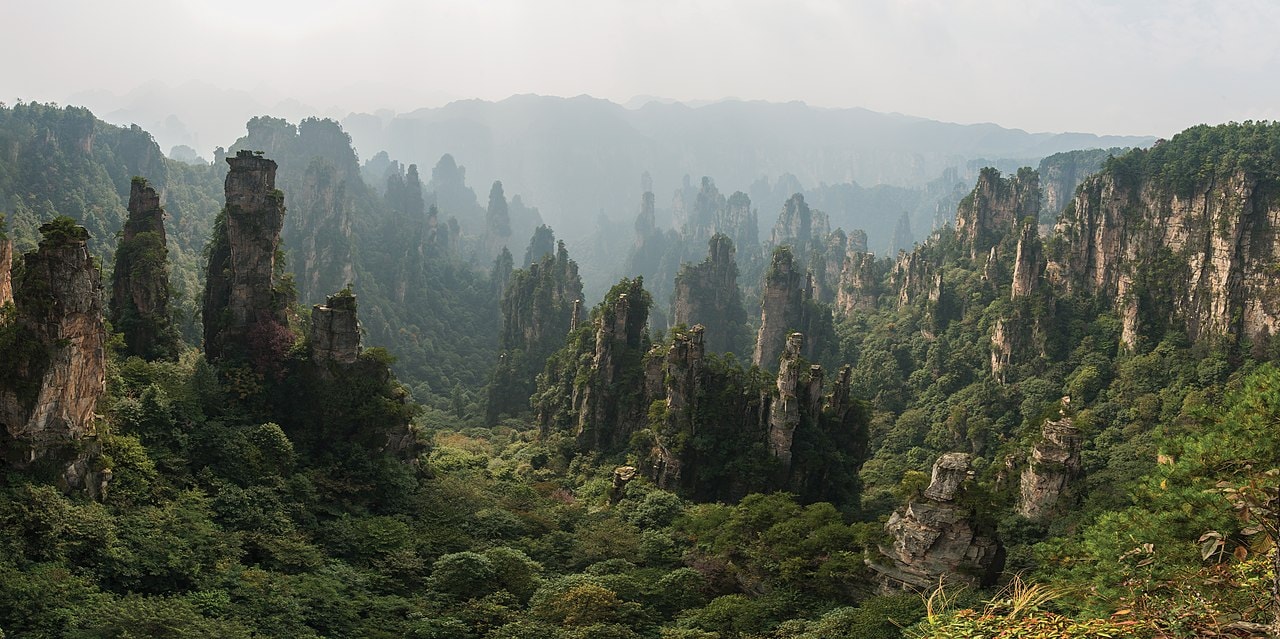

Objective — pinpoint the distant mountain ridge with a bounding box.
[339,94,1154,238]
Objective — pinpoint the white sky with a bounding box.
[4,0,1279,137]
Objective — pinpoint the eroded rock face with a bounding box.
[836,251,881,315]
[1049,169,1280,349]
[770,193,830,256]
[872,453,1003,591]
[110,178,179,360]
[0,236,12,307]
[574,280,650,451]
[203,150,289,362]
[1019,406,1083,519]
[1010,219,1043,299]
[955,167,1040,259]
[673,234,746,354]
[311,291,361,365]
[755,247,813,367]
[647,325,707,489]
[0,221,106,491]
[767,333,805,468]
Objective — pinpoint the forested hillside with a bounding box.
[0,105,1276,637]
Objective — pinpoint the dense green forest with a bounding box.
[0,104,1276,638]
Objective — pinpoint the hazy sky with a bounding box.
[4,0,1279,137]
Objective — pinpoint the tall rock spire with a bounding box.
[202,150,290,364]
[110,177,179,360]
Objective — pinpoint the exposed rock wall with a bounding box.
[311,291,361,365]
[1049,169,1280,349]
[1010,219,1043,299]
[872,453,1002,591]
[573,279,650,451]
[835,250,881,315]
[770,193,830,256]
[203,150,289,362]
[955,167,1040,259]
[755,247,828,367]
[0,235,11,307]
[0,220,106,491]
[672,234,747,355]
[110,178,179,360]
[1019,405,1083,519]
[767,333,804,468]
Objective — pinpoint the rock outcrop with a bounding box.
[836,251,882,315]
[310,290,361,365]
[202,150,290,364]
[0,219,107,493]
[488,239,583,420]
[484,180,512,260]
[570,278,651,451]
[767,333,804,468]
[675,178,758,251]
[1019,402,1083,519]
[672,234,747,355]
[1037,148,1116,219]
[754,247,833,368]
[1049,165,1280,350]
[872,453,1003,591]
[954,167,1040,259]
[0,233,11,307]
[110,177,180,360]
[1010,219,1043,299]
[770,193,830,256]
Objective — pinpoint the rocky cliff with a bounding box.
[954,167,1040,259]
[1019,402,1083,519]
[754,246,833,368]
[0,219,106,492]
[1037,148,1117,220]
[533,277,650,453]
[835,251,883,315]
[202,150,290,365]
[0,233,11,308]
[489,238,583,420]
[770,193,830,256]
[872,453,1002,591]
[1049,158,1280,350]
[310,290,361,365]
[672,234,747,355]
[110,177,180,360]
[767,333,804,469]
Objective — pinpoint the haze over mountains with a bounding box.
[72,83,1153,259]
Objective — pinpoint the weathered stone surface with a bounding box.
[1010,219,1043,299]
[955,167,1040,259]
[673,234,746,354]
[1049,169,1280,349]
[0,236,12,307]
[203,150,289,363]
[767,333,804,468]
[311,291,361,365]
[110,178,179,360]
[647,325,706,489]
[754,247,812,367]
[871,453,1002,591]
[1019,403,1083,519]
[836,251,881,315]
[770,193,830,256]
[574,280,649,451]
[0,221,106,491]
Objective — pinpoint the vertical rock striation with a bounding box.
[672,234,747,355]
[203,150,289,364]
[310,290,361,365]
[289,159,355,305]
[755,246,832,368]
[110,177,179,360]
[0,220,106,491]
[954,167,1040,259]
